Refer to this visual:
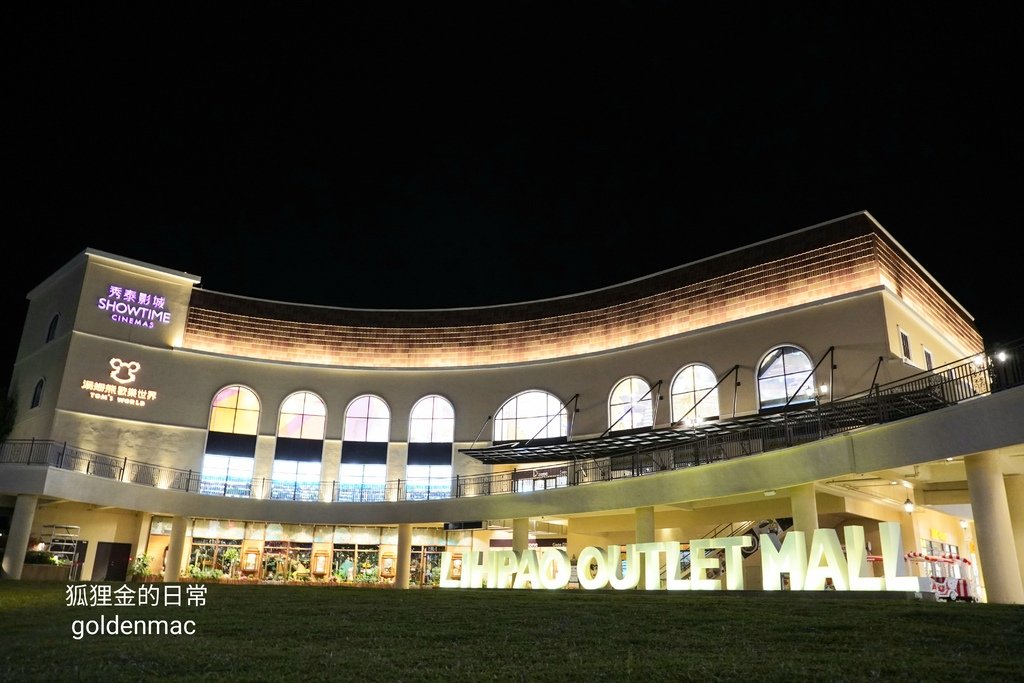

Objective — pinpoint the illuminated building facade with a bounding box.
[2,211,1022,603]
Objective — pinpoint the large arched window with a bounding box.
[608,376,654,432]
[273,391,326,501]
[494,390,567,443]
[758,345,815,411]
[201,385,261,497]
[407,395,454,500]
[671,364,719,425]
[338,395,391,502]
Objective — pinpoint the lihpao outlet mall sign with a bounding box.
[439,522,927,593]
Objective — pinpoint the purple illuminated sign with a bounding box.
[97,285,171,328]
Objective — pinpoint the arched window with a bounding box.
[278,391,327,440]
[209,385,260,435]
[758,345,816,411]
[494,390,567,443]
[201,385,261,497]
[338,395,391,503]
[409,395,454,443]
[45,314,59,343]
[272,391,326,501]
[671,364,719,425]
[407,395,454,500]
[31,378,44,408]
[608,376,654,432]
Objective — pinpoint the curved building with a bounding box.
[2,211,1022,603]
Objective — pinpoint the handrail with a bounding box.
[3,339,1022,504]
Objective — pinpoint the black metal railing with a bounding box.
[2,338,1022,503]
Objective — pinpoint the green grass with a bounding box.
[1,582,1022,681]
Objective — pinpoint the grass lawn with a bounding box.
[1,582,1022,681]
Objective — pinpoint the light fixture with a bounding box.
[763,489,777,497]
[903,498,915,513]
[960,519,969,530]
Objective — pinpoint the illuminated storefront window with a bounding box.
[272,391,326,501]
[202,385,261,496]
[407,395,454,500]
[339,395,390,501]
[199,454,255,497]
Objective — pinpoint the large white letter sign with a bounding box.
[760,530,807,590]
[845,526,884,591]
[878,522,922,591]
[689,539,722,590]
[805,528,850,591]
[576,546,609,590]
[608,544,641,590]
[538,548,571,590]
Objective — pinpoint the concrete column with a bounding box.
[163,516,189,582]
[635,506,655,544]
[1005,474,1024,588]
[790,484,819,553]
[1,495,39,580]
[396,523,412,590]
[900,492,918,555]
[134,512,153,561]
[965,452,1024,604]
[512,518,530,554]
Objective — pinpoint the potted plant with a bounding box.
[128,553,156,582]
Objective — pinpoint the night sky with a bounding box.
[5,4,1021,394]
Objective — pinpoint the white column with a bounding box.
[512,518,530,554]
[790,484,819,553]
[134,512,153,561]
[965,452,1024,604]
[1005,475,1024,587]
[396,523,412,590]
[163,516,189,582]
[635,506,655,544]
[1,495,38,580]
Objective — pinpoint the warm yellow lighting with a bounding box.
[959,519,969,530]
[903,498,915,513]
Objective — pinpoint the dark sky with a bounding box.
[4,4,1021,394]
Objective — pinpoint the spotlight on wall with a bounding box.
[903,498,915,513]
[763,489,777,497]
[960,519,970,530]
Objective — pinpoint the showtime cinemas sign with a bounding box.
[439,523,928,593]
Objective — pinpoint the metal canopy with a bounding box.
[459,410,815,465]
[458,381,956,465]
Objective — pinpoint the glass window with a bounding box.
[900,330,912,361]
[406,464,452,500]
[278,391,327,439]
[924,348,934,371]
[345,395,390,442]
[608,376,654,432]
[199,454,254,497]
[671,364,719,425]
[209,385,261,435]
[494,390,567,442]
[46,314,59,343]
[271,459,321,501]
[31,378,44,408]
[337,463,387,502]
[758,345,815,410]
[409,395,455,443]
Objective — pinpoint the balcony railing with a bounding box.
[2,338,1022,504]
